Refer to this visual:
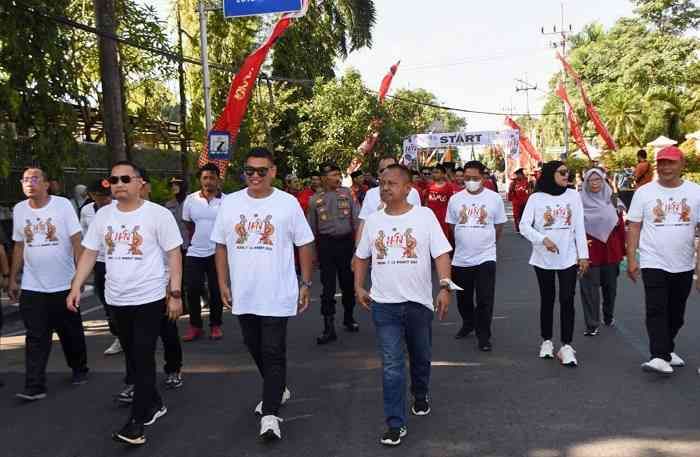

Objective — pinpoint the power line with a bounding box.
[379,93,564,117]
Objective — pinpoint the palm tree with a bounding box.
[647,86,700,142]
[602,90,645,147]
[323,0,377,57]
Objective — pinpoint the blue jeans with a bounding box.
[371,301,433,429]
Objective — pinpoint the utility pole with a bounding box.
[93,0,127,162]
[198,1,215,132]
[541,2,574,159]
[177,6,190,181]
[516,76,538,156]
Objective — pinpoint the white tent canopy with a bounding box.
[685,130,700,141]
[647,135,678,148]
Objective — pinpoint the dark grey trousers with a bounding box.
[579,263,620,329]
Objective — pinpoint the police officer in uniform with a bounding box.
[307,163,360,344]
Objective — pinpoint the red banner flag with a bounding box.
[505,116,542,163]
[347,61,401,174]
[198,1,309,175]
[557,53,617,151]
[555,82,590,159]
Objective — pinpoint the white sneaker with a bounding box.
[642,358,674,375]
[539,340,554,359]
[259,415,282,441]
[255,388,291,415]
[104,338,123,356]
[557,344,578,367]
[670,352,686,367]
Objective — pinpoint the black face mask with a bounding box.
[535,160,567,196]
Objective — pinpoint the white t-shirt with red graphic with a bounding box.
[355,206,452,309]
[12,196,82,292]
[519,189,589,270]
[628,180,700,273]
[210,188,315,317]
[82,201,183,306]
[359,186,422,220]
[446,189,507,267]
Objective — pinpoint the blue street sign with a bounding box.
[208,131,231,160]
[223,0,303,18]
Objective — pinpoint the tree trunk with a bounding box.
[93,0,127,163]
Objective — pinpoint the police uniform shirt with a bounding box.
[307,187,359,238]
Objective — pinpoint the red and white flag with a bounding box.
[198,0,310,175]
[555,82,590,159]
[505,116,542,163]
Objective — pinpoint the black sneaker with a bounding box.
[16,388,47,401]
[411,397,431,416]
[112,420,145,445]
[71,370,89,385]
[380,426,407,446]
[479,342,493,352]
[115,384,135,404]
[454,327,473,339]
[604,318,616,327]
[144,404,167,426]
[583,327,599,336]
[343,321,360,332]
[164,372,183,390]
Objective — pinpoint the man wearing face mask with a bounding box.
[447,161,507,349]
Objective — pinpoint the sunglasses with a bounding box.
[107,175,140,185]
[556,169,569,176]
[244,166,269,178]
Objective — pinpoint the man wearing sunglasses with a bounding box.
[67,161,183,446]
[9,167,89,401]
[307,163,360,345]
[212,147,314,441]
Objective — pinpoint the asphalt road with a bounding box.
[2,219,700,457]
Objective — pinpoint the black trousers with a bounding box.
[641,268,693,362]
[238,314,288,416]
[111,300,165,423]
[121,314,183,384]
[184,255,223,328]
[94,261,118,336]
[453,261,497,344]
[318,235,355,321]
[534,266,578,345]
[20,289,88,391]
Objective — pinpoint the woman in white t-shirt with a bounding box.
[520,161,589,367]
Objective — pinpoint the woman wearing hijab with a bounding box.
[520,161,590,367]
[579,169,626,336]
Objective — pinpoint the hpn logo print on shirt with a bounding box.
[374,227,418,264]
[104,225,144,258]
[652,197,691,225]
[24,218,59,247]
[234,214,276,249]
[458,204,489,226]
[543,204,572,229]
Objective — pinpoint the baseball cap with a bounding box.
[88,179,111,196]
[656,146,683,162]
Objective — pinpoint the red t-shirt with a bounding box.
[426,181,455,235]
[508,178,530,206]
[587,215,626,266]
[297,188,315,215]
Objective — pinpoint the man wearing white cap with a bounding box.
[627,146,700,375]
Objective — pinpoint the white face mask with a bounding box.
[466,181,482,193]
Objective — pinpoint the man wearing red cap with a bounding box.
[627,146,700,375]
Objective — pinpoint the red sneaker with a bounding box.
[210,325,223,340]
[182,326,203,342]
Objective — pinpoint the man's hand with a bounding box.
[356,287,371,310]
[8,279,20,303]
[298,286,311,314]
[436,289,450,320]
[166,297,183,321]
[66,287,81,313]
[578,259,590,276]
[627,257,640,283]
[543,237,559,254]
[220,284,232,310]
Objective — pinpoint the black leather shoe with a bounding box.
[454,327,473,339]
[479,342,492,352]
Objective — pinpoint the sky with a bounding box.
[152,0,635,131]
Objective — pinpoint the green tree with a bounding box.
[633,0,700,34]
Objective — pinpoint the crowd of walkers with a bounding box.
[1,144,699,447]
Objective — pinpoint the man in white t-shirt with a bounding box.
[627,146,700,375]
[181,163,225,342]
[446,161,507,350]
[354,164,452,447]
[80,179,120,356]
[212,148,314,442]
[8,167,89,401]
[68,161,183,446]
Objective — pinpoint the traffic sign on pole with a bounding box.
[222,0,303,18]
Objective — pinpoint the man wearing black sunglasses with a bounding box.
[68,160,183,446]
[212,147,314,441]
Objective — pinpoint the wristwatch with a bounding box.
[439,279,451,291]
[169,290,182,299]
[300,280,313,289]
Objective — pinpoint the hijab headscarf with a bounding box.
[534,160,567,196]
[580,168,619,242]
